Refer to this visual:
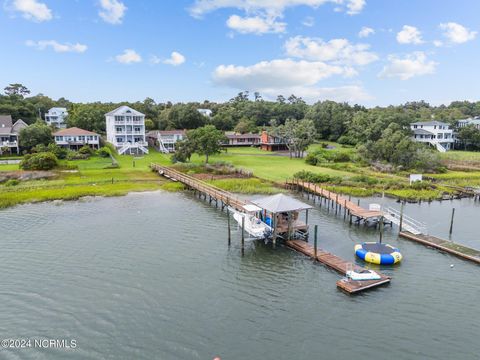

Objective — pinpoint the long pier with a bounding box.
[286,240,391,293]
[286,179,384,223]
[151,163,247,211]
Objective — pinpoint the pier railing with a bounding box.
[151,163,247,211]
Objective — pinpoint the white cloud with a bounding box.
[115,49,142,64]
[213,59,352,90]
[10,0,52,22]
[379,52,437,80]
[26,40,87,53]
[396,25,423,44]
[189,0,365,34]
[99,0,127,24]
[439,22,477,44]
[358,26,374,38]
[302,16,315,27]
[433,40,443,47]
[284,36,378,66]
[164,51,186,66]
[346,0,365,15]
[226,14,286,34]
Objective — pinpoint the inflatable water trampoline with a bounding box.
[355,242,402,265]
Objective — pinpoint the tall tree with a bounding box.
[4,83,30,98]
[187,125,226,163]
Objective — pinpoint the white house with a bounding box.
[53,127,100,150]
[146,130,186,153]
[0,115,28,154]
[45,107,68,128]
[410,121,455,152]
[457,117,480,130]
[197,108,212,117]
[105,106,148,155]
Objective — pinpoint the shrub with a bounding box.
[66,151,90,160]
[78,145,94,155]
[293,170,338,184]
[96,147,111,158]
[20,152,58,170]
[4,179,20,187]
[47,143,68,159]
[349,175,379,185]
[305,153,318,166]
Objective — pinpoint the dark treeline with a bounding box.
[2,85,480,150]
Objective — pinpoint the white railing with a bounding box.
[383,206,427,235]
[1,141,17,146]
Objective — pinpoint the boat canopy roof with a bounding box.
[251,194,312,213]
[243,204,263,212]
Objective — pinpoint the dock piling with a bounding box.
[314,225,318,260]
[241,216,245,256]
[227,208,231,246]
[449,208,455,236]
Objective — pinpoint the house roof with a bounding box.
[0,115,13,135]
[11,119,28,134]
[47,107,67,114]
[413,128,434,135]
[105,105,144,117]
[251,194,312,213]
[411,121,449,126]
[53,127,99,136]
[226,133,260,139]
[458,118,480,125]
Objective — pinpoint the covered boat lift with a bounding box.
[251,193,312,244]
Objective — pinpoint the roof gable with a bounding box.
[0,115,13,129]
[53,127,99,136]
[105,105,145,117]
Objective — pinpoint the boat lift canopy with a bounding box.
[251,194,312,213]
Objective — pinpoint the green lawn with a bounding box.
[440,150,480,162]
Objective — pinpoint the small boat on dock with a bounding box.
[231,204,272,239]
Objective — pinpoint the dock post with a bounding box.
[241,216,245,256]
[272,213,277,248]
[227,208,231,246]
[399,202,404,233]
[335,194,339,215]
[314,225,318,260]
[357,199,360,206]
[379,216,384,243]
[449,208,455,236]
[344,200,347,220]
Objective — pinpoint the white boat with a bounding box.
[231,204,272,239]
[346,269,381,281]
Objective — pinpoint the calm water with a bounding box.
[0,191,479,360]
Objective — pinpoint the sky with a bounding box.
[1,0,479,106]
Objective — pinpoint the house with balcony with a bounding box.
[146,130,186,153]
[197,108,212,117]
[224,132,261,147]
[105,106,148,155]
[260,130,288,151]
[410,121,454,152]
[53,127,100,150]
[45,107,68,128]
[0,115,28,154]
[457,117,480,130]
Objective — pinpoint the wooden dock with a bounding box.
[151,163,247,211]
[286,240,391,294]
[400,231,480,265]
[286,180,384,223]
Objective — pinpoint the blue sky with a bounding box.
[1,0,479,106]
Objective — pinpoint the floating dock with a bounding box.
[286,240,391,294]
[400,231,480,265]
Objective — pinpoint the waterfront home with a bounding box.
[146,129,186,153]
[457,117,480,130]
[197,108,212,117]
[105,106,148,155]
[53,127,100,150]
[45,107,68,128]
[0,115,28,154]
[224,132,261,147]
[410,121,454,152]
[260,130,288,151]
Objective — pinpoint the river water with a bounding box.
[0,191,479,360]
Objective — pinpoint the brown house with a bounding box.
[0,115,28,154]
[260,130,288,151]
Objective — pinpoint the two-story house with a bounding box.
[260,130,288,151]
[146,130,186,153]
[457,117,480,130]
[105,106,148,155]
[53,127,100,150]
[45,107,68,128]
[0,115,28,154]
[410,121,454,152]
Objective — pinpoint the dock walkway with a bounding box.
[286,240,391,294]
[400,231,480,265]
[151,163,247,211]
[286,180,383,222]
